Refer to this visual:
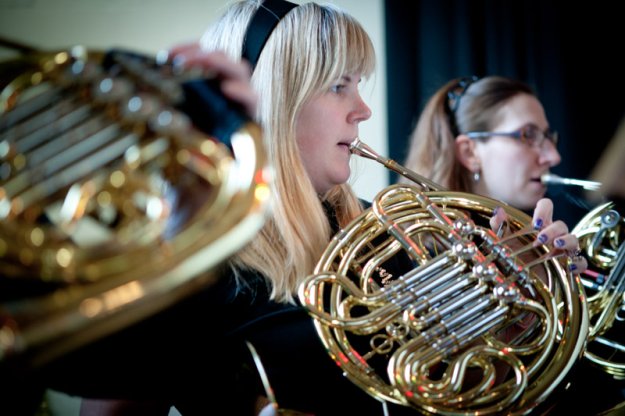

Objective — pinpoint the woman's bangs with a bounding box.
[343,18,375,77]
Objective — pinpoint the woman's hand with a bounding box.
[528,198,587,273]
[490,198,587,274]
[167,43,257,117]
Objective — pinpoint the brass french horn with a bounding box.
[0,44,270,369]
[572,201,625,378]
[542,169,625,379]
[299,139,588,415]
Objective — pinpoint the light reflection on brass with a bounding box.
[200,139,216,156]
[80,298,103,318]
[176,148,190,165]
[53,52,69,65]
[79,281,144,318]
[97,190,112,206]
[56,248,72,268]
[30,72,43,85]
[30,227,44,246]
[13,153,25,170]
[110,170,125,188]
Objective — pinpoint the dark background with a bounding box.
[384,0,625,226]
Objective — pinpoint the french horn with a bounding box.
[298,139,588,415]
[572,200,625,378]
[543,171,625,379]
[0,44,270,369]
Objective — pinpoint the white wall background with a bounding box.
[0,0,389,201]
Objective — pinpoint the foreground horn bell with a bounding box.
[298,139,588,415]
[0,45,270,369]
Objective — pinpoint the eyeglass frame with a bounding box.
[464,125,559,148]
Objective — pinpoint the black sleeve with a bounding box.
[3,269,272,414]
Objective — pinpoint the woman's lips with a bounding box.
[338,142,351,153]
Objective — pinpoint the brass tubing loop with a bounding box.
[299,138,588,415]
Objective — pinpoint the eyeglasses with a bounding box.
[465,125,559,148]
[447,76,479,113]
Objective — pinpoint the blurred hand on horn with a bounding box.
[167,43,257,117]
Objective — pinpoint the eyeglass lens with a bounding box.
[521,126,558,147]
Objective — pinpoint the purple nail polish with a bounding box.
[533,218,543,230]
[555,238,565,248]
[569,263,578,271]
[537,234,548,244]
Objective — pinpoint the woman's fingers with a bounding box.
[525,198,587,274]
[166,41,201,58]
[568,253,588,274]
[489,206,508,236]
[533,219,569,248]
[166,47,257,117]
[531,198,553,230]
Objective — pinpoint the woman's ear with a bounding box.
[455,134,480,171]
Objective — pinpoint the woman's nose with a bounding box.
[540,141,562,167]
[350,94,372,123]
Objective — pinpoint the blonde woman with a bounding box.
[37,3,584,416]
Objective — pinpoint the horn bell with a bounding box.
[0,46,270,369]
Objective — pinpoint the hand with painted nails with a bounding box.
[529,198,587,274]
[490,198,588,274]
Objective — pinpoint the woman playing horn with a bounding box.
[399,75,625,415]
[38,2,584,415]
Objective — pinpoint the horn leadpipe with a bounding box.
[349,138,443,192]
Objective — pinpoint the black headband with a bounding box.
[241,0,298,71]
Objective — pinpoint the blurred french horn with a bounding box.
[542,158,625,378]
[567,116,625,379]
[0,43,270,369]
[299,139,588,415]
[572,201,625,378]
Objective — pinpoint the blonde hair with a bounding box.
[201,1,376,302]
